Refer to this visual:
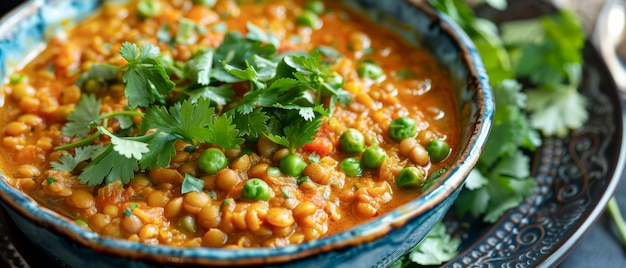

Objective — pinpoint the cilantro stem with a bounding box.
[56,111,142,152]
[607,197,626,247]
[98,110,144,121]
[55,131,102,151]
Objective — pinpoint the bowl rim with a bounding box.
[0,0,494,265]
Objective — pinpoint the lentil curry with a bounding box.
[0,0,459,248]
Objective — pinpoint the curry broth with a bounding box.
[0,0,459,248]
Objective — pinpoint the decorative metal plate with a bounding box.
[444,0,626,267]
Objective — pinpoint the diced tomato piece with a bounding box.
[303,134,334,157]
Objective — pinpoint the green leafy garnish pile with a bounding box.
[52,22,346,186]
[394,0,588,266]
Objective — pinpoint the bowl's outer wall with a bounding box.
[0,0,493,267]
[1,188,462,268]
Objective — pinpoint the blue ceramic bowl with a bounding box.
[0,0,493,267]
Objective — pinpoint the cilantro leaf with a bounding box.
[229,108,269,138]
[222,61,265,90]
[115,113,136,130]
[502,10,584,87]
[526,64,587,137]
[206,114,245,150]
[181,173,205,194]
[62,94,101,138]
[79,145,139,186]
[455,150,535,222]
[141,105,180,134]
[282,115,323,150]
[176,97,214,143]
[265,133,290,148]
[274,104,316,121]
[186,84,234,106]
[251,55,278,80]
[463,169,489,190]
[212,31,277,83]
[141,98,215,144]
[527,86,587,137]
[120,42,140,61]
[236,78,299,114]
[120,42,175,108]
[245,22,279,50]
[185,49,214,85]
[140,132,177,169]
[396,222,460,266]
[98,126,149,160]
[136,43,160,60]
[75,64,118,88]
[50,145,100,172]
[478,80,539,167]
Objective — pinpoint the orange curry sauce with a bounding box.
[0,0,458,248]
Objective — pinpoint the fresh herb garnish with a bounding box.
[181,174,205,194]
[281,187,291,198]
[52,22,346,187]
[51,145,99,172]
[119,42,176,108]
[123,208,133,217]
[391,222,460,267]
[395,1,588,266]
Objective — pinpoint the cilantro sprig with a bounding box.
[394,1,588,266]
[120,42,176,108]
[443,2,585,221]
[52,23,346,186]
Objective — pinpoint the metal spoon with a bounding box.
[593,0,626,90]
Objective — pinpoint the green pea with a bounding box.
[339,128,365,154]
[425,140,451,162]
[242,178,271,201]
[193,0,216,7]
[357,62,384,80]
[9,74,27,85]
[296,10,320,28]
[304,1,325,14]
[361,146,386,169]
[178,215,197,234]
[389,117,417,141]
[279,153,307,177]
[197,148,228,175]
[84,78,103,93]
[75,219,88,227]
[137,0,162,18]
[325,73,344,90]
[396,167,426,189]
[341,157,362,177]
